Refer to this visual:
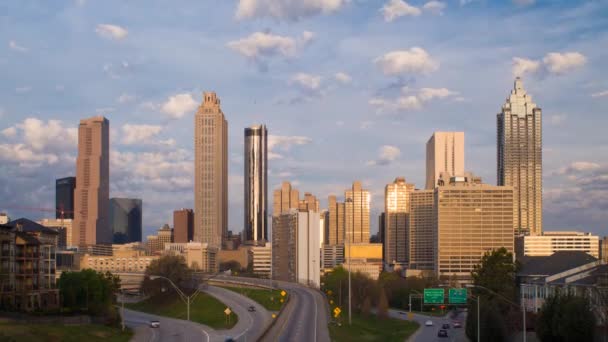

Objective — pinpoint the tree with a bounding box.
[471,247,519,300]
[361,296,371,317]
[377,287,389,319]
[142,255,192,296]
[58,269,117,316]
[536,292,596,342]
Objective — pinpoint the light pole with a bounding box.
[150,275,202,322]
[466,284,526,342]
[409,289,422,313]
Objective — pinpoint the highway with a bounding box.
[388,309,468,342]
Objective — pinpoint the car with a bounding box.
[248,306,256,312]
[438,329,448,338]
[453,321,462,328]
[149,320,160,328]
[224,338,235,342]
[442,323,450,329]
[425,320,433,326]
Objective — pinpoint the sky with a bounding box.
[1,0,607,238]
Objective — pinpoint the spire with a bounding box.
[514,77,525,94]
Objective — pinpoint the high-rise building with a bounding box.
[146,224,173,254]
[601,236,608,263]
[299,193,320,212]
[425,132,464,190]
[378,213,385,244]
[271,210,320,287]
[194,92,228,248]
[384,177,415,268]
[244,125,267,244]
[109,198,142,244]
[273,181,299,215]
[38,218,73,248]
[435,175,514,282]
[345,181,370,244]
[319,210,328,246]
[55,177,76,219]
[519,231,600,258]
[173,209,194,243]
[327,195,345,245]
[73,116,110,246]
[497,77,542,235]
[408,190,435,270]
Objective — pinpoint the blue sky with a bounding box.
[1,0,607,238]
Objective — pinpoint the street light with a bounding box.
[466,284,526,342]
[150,275,202,322]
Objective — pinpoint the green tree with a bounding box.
[536,292,596,342]
[58,269,117,316]
[141,255,192,296]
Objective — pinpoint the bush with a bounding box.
[536,292,596,342]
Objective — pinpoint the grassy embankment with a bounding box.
[328,313,419,342]
[0,323,133,342]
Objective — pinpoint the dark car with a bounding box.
[438,329,448,338]
[248,306,256,312]
[442,323,450,329]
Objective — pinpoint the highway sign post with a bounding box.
[449,288,467,304]
[424,288,445,304]
[333,307,342,318]
[224,307,232,325]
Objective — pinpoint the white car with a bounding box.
[425,320,433,326]
[149,320,160,328]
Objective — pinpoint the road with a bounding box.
[388,309,468,342]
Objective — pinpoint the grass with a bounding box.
[328,313,419,342]
[0,323,132,342]
[219,285,286,311]
[125,291,238,329]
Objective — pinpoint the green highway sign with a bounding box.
[449,288,467,304]
[424,288,445,304]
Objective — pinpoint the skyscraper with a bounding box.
[56,177,75,219]
[244,125,268,244]
[299,192,320,212]
[327,195,345,245]
[73,116,110,245]
[345,181,370,244]
[273,181,299,215]
[425,132,465,189]
[109,198,142,244]
[384,177,414,268]
[497,77,542,235]
[408,190,434,270]
[173,209,194,243]
[194,92,228,248]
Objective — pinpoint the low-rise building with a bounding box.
[342,243,383,279]
[518,231,600,258]
[163,242,219,273]
[146,224,173,255]
[218,247,250,271]
[250,243,271,278]
[79,252,158,273]
[38,218,72,249]
[321,245,344,270]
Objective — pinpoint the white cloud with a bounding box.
[367,145,401,166]
[290,73,322,92]
[268,135,312,160]
[121,124,163,145]
[334,72,352,84]
[161,93,198,119]
[0,144,59,165]
[374,47,439,76]
[103,61,132,79]
[548,114,567,126]
[1,127,17,138]
[543,52,587,74]
[8,40,27,52]
[370,86,457,113]
[423,1,446,14]
[117,93,136,104]
[227,32,300,65]
[512,57,541,77]
[592,90,608,98]
[301,31,315,44]
[418,87,457,101]
[557,161,601,176]
[235,0,345,21]
[381,0,421,22]
[95,24,128,40]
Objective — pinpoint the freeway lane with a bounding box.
[123,307,213,342]
[387,309,468,342]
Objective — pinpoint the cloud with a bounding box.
[367,145,401,166]
[103,61,132,79]
[228,31,313,70]
[235,0,346,21]
[301,31,315,44]
[15,86,32,93]
[381,0,421,22]
[334,72,352,84]
[290,73,322,92]
[418,87,457,101]
[268,135,312,160]
[374,47,439,76]
[95,24,128,40]
[592,90,608,98]
[370,86,457,113]
[121,124,163,145]
[548,114,567,126]
[423,1,446,14]
[8,40,27,52]
[558,161,601,175]
[513,52,586,77]
[1,127,17,138]
[117,93,136,104]
[161,93,198,119]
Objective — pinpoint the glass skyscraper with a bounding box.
[110,198,142,243]
[55,177,75,219]
[244,124,268,244]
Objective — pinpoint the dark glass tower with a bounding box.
[244,125,267,244]
[56,177,76,219]
[110,198,142,243]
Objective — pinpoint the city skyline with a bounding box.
[1,1,607,238]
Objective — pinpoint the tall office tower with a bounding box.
[272,181,299,215]
[435,175,514,282]
[408,190,434,270]
[109,198,142,243]
[299,192,320,212]
[384,177,415,268]
[378,213,385,244]
[320,210,328,245]
[425,132,465,190]
[56,177,76,219]
[271,209,320,287]
[327,195,345,245]
[194,92,228,248]
[174,209,194,243]
[497,77,542,235]
[244,125,268,244]
[73,116,110,245]
[345,181,371,244]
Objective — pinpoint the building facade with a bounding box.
[146,224,173,254]
[110,198,142,244]
[38,218,73,248]
[321,245,344,270]
[194,92,228,248]
[425,132,465,189]
[384,177,415,269]
[73,116,110,245]
[250,242,272,278]
[327,195,345,245]
[164,242,219,272]
[345,181,370,244]
[408,190,435,270]
[602,236,608,263]
[56,177,76,219]
[520,231,600,258]
[497,77,542,235]
[299,192,320,212]
[343,243,383,280]
[244,125,268,244]
[273,181,299,215]
[173,209,194,243]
